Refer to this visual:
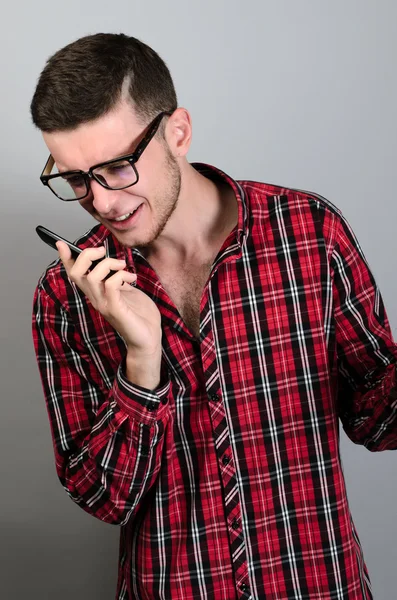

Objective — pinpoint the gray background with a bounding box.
[1,0,396,598]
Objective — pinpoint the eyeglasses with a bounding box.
[40,111,172,201]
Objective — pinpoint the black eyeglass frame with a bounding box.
[40,111,172,201]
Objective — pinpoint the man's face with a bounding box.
[43,101,181,249]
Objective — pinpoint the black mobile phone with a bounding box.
[36,225,83,259]
[36,225,105,271]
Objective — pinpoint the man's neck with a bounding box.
[141,164,238,266]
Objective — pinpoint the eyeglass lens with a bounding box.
[48,160,138,200]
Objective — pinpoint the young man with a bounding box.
[31,33,397,600]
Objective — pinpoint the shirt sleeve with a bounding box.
[332,213,397,451]
[32,283,171,525]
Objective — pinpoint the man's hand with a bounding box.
[56,241,162,356]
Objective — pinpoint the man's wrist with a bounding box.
[125,348,162,390]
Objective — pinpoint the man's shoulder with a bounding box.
[236,178,348,247]
[238,178,343,219]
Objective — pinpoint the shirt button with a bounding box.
[231,518,240,530]
[222,454,230,465]
[209,393,220,402]
[240,582,250,593]
[146,401,157,411]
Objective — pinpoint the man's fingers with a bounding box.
[105,270,138,291]
[86,258,127,284]
[95,270,138,316]
[68,246,107,280]
[56,240,72,261]
[56,241,75,272]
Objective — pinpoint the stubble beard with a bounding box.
[135,150,182,250]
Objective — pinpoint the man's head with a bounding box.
[31,33,192,249]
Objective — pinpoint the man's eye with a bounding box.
[106,163,129,173]
[64,175,85,188]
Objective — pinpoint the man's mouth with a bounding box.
[108,204,143,221]
[113,211,135,222]
[102,203,144,229]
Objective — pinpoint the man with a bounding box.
[31,33,397,600]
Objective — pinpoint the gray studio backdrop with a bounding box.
[1,1,396,598]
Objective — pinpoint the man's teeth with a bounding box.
[114,211,134,222]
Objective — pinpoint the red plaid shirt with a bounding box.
[32,164,397,600]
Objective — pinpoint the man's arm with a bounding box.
[332,214,397,450]
[32,284,170,524]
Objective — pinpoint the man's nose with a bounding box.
[90,180,118,215]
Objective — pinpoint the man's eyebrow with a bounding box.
[94,137,140,165]
[106,141,136,160]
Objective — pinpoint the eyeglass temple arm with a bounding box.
[134,112,171,161]
[41,155,55,178]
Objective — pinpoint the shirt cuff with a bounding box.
[353,362,397,414]
[113,358,171,424]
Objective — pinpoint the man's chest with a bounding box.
[156,262,213,339]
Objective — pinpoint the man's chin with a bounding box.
[104,225,153,250]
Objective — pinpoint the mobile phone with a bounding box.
[36,225,106,271]
[36,225,84,259]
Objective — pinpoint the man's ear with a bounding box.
[165,108,192,157]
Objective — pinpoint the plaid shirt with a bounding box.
[32,163,397,600]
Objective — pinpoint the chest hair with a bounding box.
[158,263,212,338]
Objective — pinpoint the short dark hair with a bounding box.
[30,33,178,133]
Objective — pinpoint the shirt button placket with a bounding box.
[231,517,240,531]
[206,387,249,596]
[240,582,250,597]
[222,453,230,466]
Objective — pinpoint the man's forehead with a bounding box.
[42,104,142,171]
